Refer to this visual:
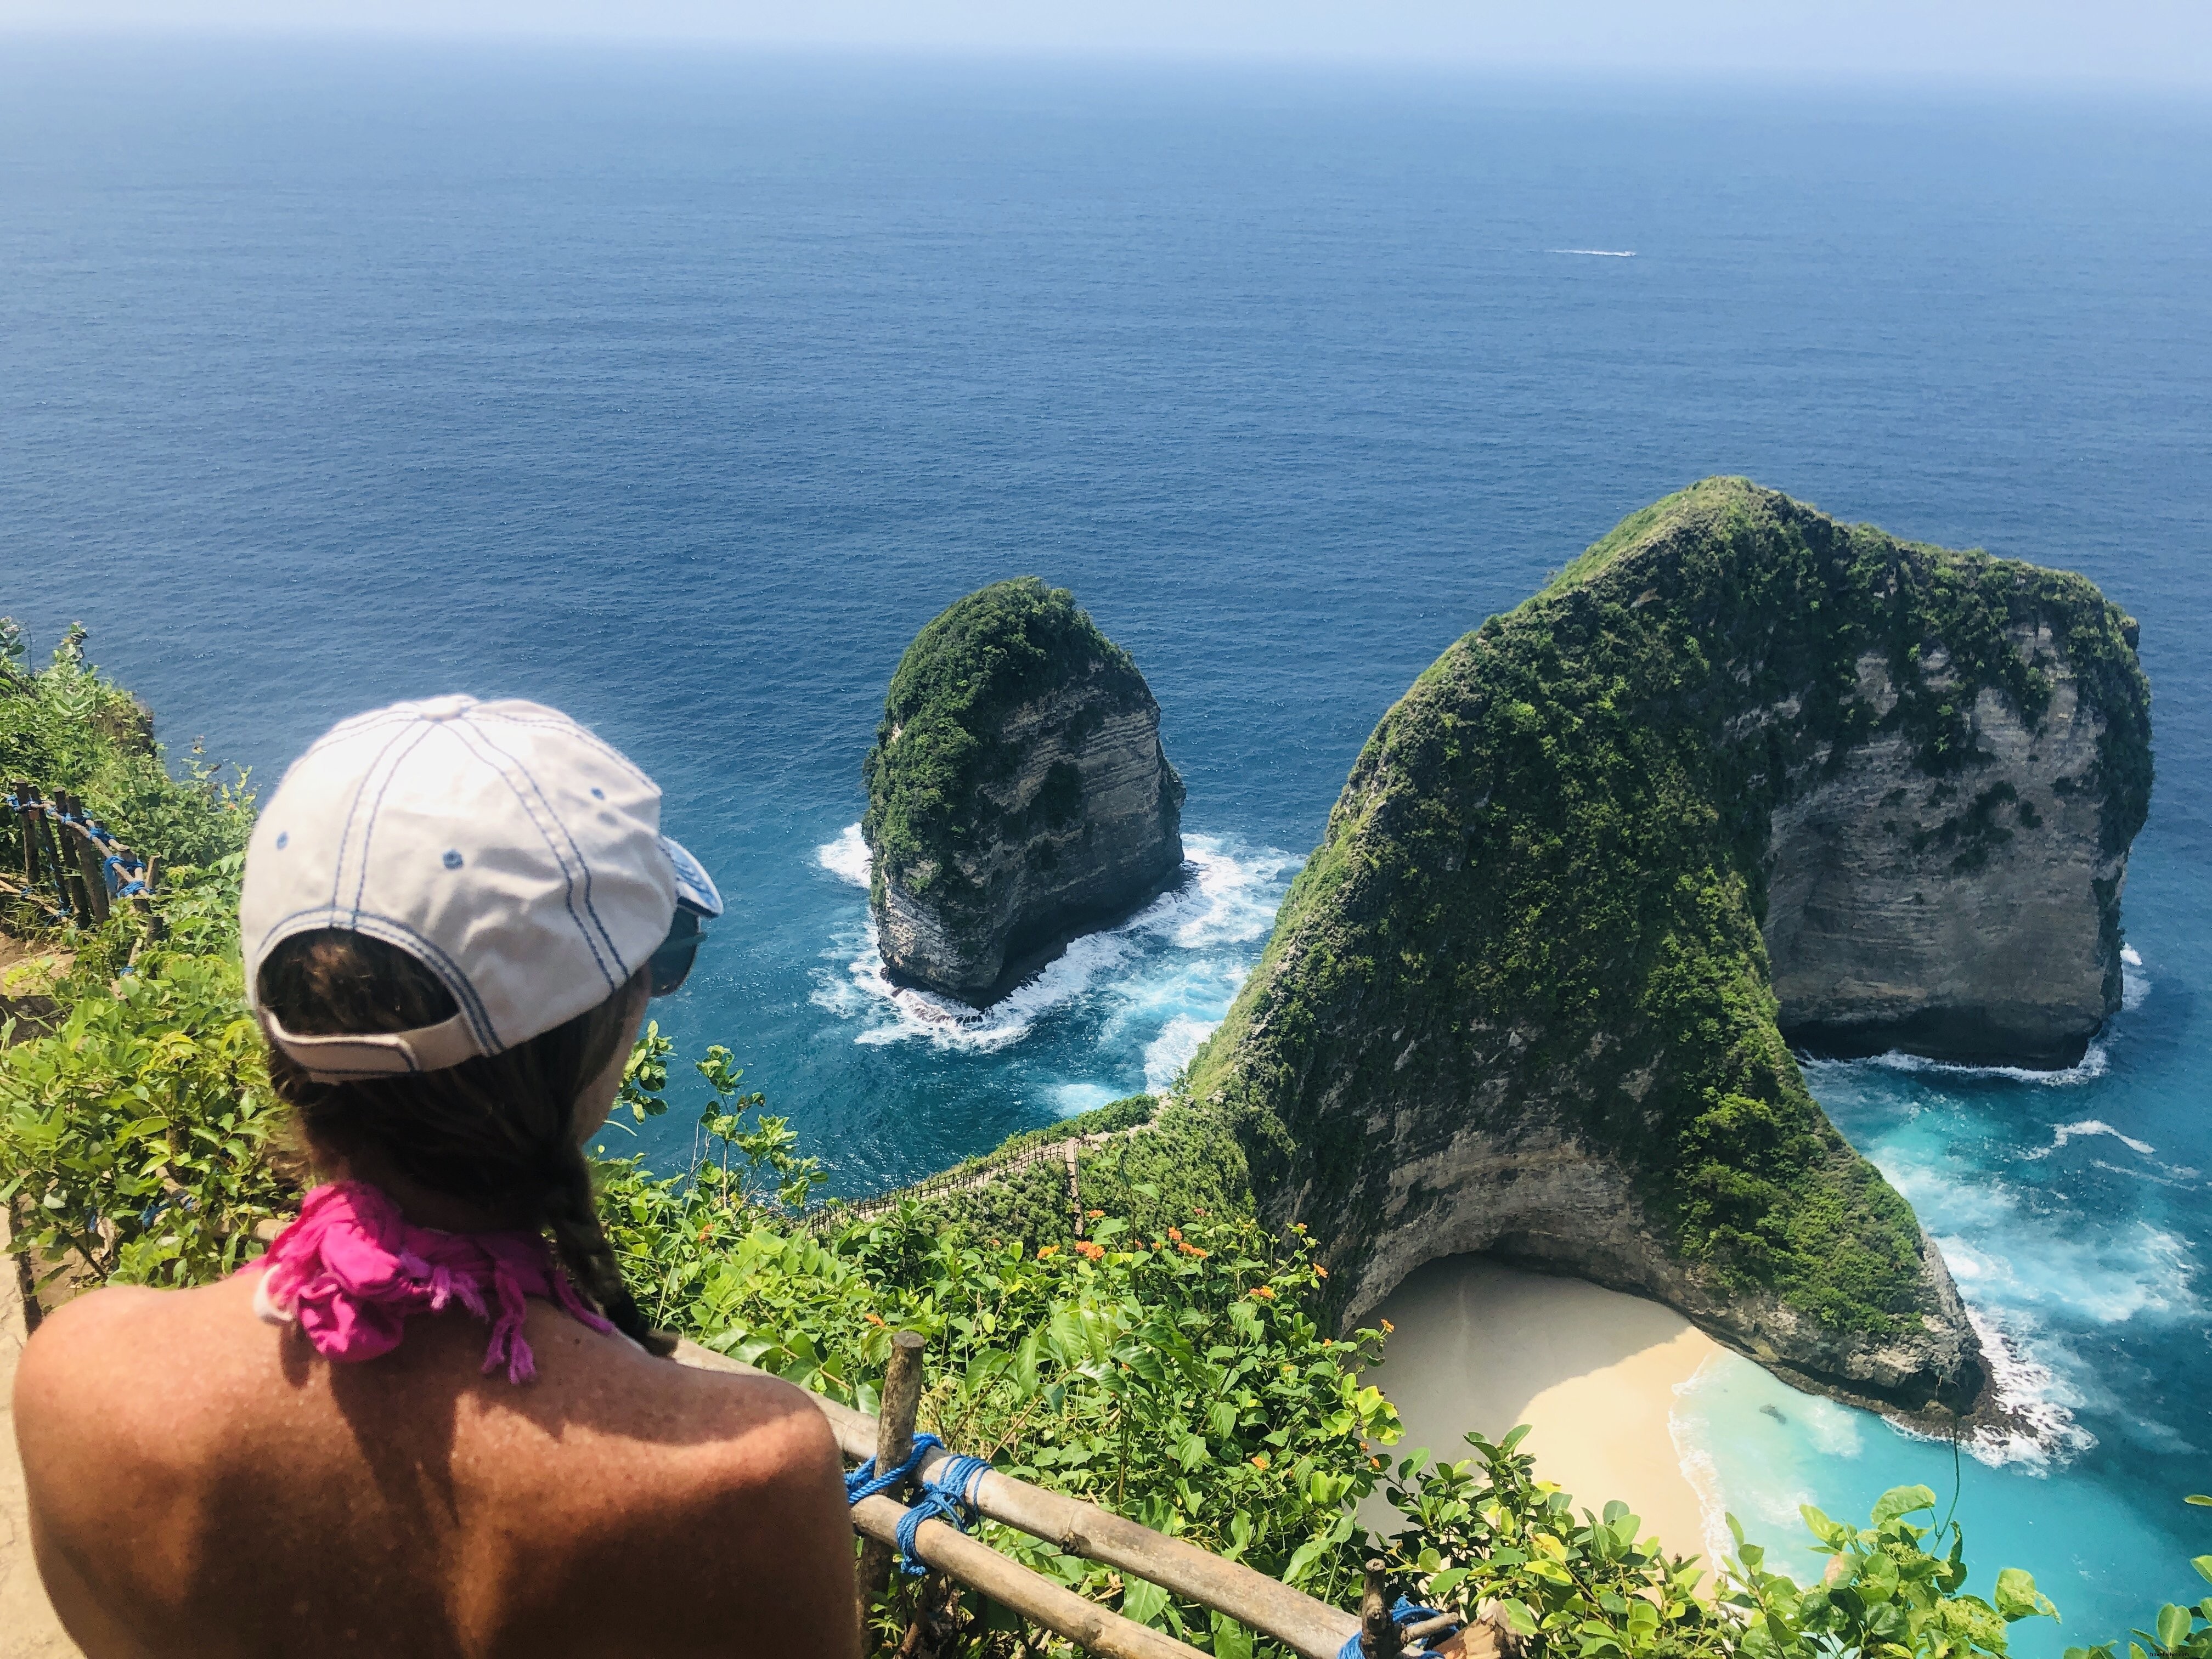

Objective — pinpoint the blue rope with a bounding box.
[844,1431,944,1506]
[845,1433,995,1576]
[1337,1596,1460,1659]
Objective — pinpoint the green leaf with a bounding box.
[2159,1606,2193,1652]
[1208,1613,1255,1659]
[1121,1577,1170,1629]
[1996,1567,2056,1622]
[1498,1600,1539,1639]
[2194,1558,2212,1588]
[1872,1485,1939,1527]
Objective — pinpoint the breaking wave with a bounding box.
[809,827,1296,1071]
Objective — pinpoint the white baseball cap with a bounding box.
[241,695,723,1082]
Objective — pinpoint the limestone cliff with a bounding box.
[1764,625,2141,1065]
[1179,479,2151,1417]
[864,578,1185,1005]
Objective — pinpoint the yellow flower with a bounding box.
[1248,1285,1276,1300]
[1036,1245,1059,1259]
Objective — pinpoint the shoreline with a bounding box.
[1357,1256,1729,1570]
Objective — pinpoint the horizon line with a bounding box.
[3,24,2212,95]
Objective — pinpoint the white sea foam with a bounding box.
[1144,1013,1219,1092]
[2121,944,2149,1011]
[1051,1082,1120,1117]
[1814,1041,2111,1087]
[2021,1119,2155,1161]
[1551,248,1637,257]
[816,822,872,888]
[809,829,1295,1058]
[1955,1306,2097,1470]
[1667,1364,1736,1571]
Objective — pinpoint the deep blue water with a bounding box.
[3,40,2207,1645]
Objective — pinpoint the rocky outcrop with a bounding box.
[1181,479,2151,1418]
[1765,631,2138,1065]
[864,579,1184,1005]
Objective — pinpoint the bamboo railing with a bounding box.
[2,783,160,940]
[675,1336,1385,1659]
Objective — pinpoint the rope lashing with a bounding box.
[1338,1596,1462,1659]
[844,1433,995,1576]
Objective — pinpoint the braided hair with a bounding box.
[257,928,674,1356]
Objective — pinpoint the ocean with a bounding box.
[3,39,2207,1647]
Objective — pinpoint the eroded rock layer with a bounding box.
[865,578,1184,1005]
[1181,479,2149,1415]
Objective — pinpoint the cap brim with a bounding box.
[661,834,724,919]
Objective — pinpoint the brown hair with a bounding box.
[257,929,672,1356]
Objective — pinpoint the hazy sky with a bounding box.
[2,0,2209,86]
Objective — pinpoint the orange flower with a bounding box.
[1176,1242,1209,1259]
[1313,1264,1329,1279]
[1250,1453,1271,1470]
[1036,1245,1059,1259]
[1380,1318,1395,1333]
[1074,1240,1105,1262]
[1167,1227,1183,1243]
[1248,1285,1275,1300]
[1193,1208,1208,1217]
[1086,1209,1105,1219]
[866,1312,885,1327]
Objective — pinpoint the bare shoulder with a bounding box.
[15,1275,264,1486]
[14,1278,200,1424]
[604,1347,847,1512]
[552,1347,860,1652]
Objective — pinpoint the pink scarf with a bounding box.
[249,1181,614,1383]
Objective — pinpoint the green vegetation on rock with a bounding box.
[6,622,2203,1659]
[1174,479,2147,1406]
[864,578,1149,911]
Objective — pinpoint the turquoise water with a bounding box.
[2,42,2207,1640]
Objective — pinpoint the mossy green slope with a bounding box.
[864,578,1148,910]
[1178,478,2148,1410]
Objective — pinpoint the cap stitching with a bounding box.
[447,721,626,992]
[327,717,427,917]
[348,719,442,926]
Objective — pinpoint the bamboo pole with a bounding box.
[856,1330,929,1623]
[676,1341,1361,1659]
[33,800,77,919]
[848,1491,1208,1659]
[14,783,41,890]
[57,792,111,923]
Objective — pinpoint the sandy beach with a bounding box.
[1357,1256,1725,1567]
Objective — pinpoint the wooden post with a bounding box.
[679,1338,1363,1659]
[1066,1140,1083,1239]
[57,792,111,923]
[28,795,74,918]
[856,1329,928,1625]
[1361,1560,1401,1659]
[14,783,40,889]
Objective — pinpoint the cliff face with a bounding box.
[1765,631,2136,1064]
[1182,479,2150,1416]
[865,579,1185,1005]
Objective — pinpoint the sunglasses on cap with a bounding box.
[647,906,707,997]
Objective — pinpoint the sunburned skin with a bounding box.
[11,1003,864,1658]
